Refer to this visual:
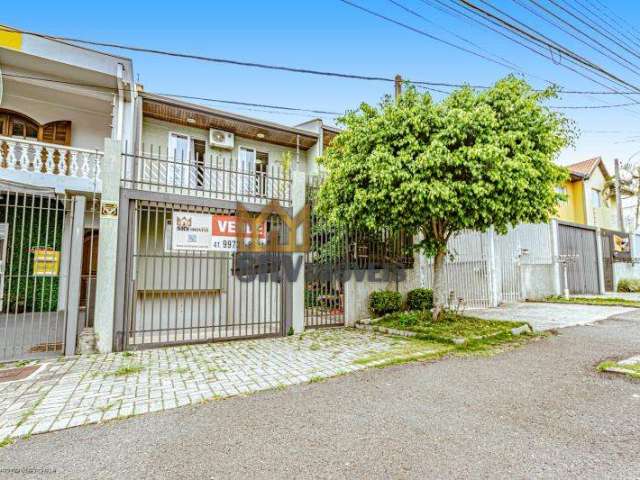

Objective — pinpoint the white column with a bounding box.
[64,195,86,356]
[291,171,306,333]
[486,227,500,307]
[94,139,122,353]
[550,220,562,296]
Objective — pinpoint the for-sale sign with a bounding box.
[171,211,266,252]
[211,214,266,252]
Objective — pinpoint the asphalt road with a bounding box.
[2,311,640,480]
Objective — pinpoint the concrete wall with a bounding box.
[612,262,640,291]
[521,264,557,300]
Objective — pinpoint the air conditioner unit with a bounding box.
[209,129,234,149]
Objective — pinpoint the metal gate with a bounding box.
[122,199,286,349]
[601,230,614,291]
[304,177,345,328]
[557,222,599,294]
[496,231,522,303]
[0,187,71,361]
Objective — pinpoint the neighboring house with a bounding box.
[556,157,620,230]
[0,27,135,359]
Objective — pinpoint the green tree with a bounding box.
[316,76,573,319]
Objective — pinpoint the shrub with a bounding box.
[406,288,434,311]
[617,278,640,293]
[368,290,403,317]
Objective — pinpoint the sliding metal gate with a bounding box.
[122,198,286,349]
[0,188,70,361]
[557,222,599,294]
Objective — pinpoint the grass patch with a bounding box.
[0,437,14,448]
[308,375,325,383]
[121,351,134,357]
[543,296,640,308]
[111,363,144,377]
[375,311,524,343]
[355,311,536,368]
[354,338,453,368]
[597,359,640,379]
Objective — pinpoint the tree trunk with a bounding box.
[432,248,447,321]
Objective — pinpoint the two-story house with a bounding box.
[0,26,135,360]
[556,156,620,230]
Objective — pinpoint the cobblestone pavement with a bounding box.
[0,329,409,440]
[469,302,636,331]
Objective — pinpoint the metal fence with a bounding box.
[420,231,493,309]
[121,144,291,207]
[120,196,289,350]
[0,187,71,361]
[304,176,345,328]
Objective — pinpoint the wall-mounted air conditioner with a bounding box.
[209,129,234,149]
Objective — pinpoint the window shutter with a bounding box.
[39,121,72,146]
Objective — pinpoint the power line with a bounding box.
[8,70,640,115]
[546,0,640,64]
[445,0,640,118]
[0,72,341,118]
[4,24,640,96]
[458,0,640,94]
[514,0,640,78]
[385,0,524,73]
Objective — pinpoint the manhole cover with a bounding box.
[0,365,39,383]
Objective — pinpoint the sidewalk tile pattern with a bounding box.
[0,329,401,439]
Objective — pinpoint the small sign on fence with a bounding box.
[31,248,60,276]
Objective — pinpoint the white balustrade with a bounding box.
[0,135,103,185]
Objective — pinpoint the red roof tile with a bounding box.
[566,156,606,178]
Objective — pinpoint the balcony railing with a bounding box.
[0,136,102,189]
[121,149,291,206]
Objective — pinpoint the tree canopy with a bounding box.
[315,76,574,316]
[316,76,573,256]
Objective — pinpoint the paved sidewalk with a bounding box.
[0,329,408,440]
[469,302,636,331]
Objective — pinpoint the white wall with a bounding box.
[141,118,306,169]
[1,80,112,150]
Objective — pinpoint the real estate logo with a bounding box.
[235,199,310,253]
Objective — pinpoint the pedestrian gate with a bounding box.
[304,177,345,328]
[557,222,599,294]
[0,187,71,361]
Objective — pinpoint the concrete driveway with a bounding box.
[2,311,640,479]
[468,302,636,331]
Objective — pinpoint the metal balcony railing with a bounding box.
[121,148,291,206]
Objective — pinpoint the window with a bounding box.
[591,189,602,208]
[555,186,568,204]
[256,151,269,196]
[193,139,206,188]
[0,111,39,139]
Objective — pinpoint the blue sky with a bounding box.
[4,0,640,166]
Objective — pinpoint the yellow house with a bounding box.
[556,157,620,230]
